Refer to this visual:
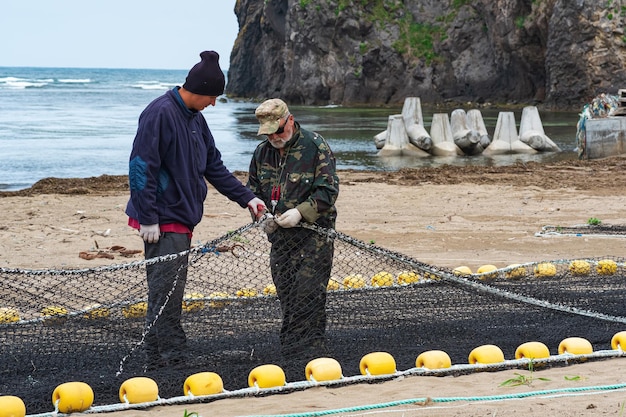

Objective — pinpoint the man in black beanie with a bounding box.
[126,51,266,370]
[182,50,226,96]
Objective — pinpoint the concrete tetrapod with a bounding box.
[430,113,463,156]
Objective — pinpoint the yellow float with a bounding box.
[326,278,341,291]
[41,306,69,326]
[415,350,452,369]
[371,271,394,287]
[359,351,397,376]
[52,381,94,413]
[236,288,258,297]
[343,274,365,289]
[452,266,472,276]
[183,372,224,396]
[248,364,286,388]
[597,259,618,275]
[122,301,147,319]
[468,344,505,364]
[305,357,343,382]
[0,307,20,324]
[534,262,557,278]
[423,271,440,280]
[119,377,159,404]
[514,341,550,360]
[476,264,498,280]
[611,331,626,350]
[182,292,205,313]
[397,271,420,284]
[505,264,527,279]
[208,292,231,308]
[568,260,591,276]
[0,395,26,417]
[558,337,593,355]
[262,284,277,295]
[83,304,110,319]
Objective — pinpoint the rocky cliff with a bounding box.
[226,0,626,109]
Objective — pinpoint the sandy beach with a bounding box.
[1,157,626,416]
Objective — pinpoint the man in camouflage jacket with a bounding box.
[248,98,339,361]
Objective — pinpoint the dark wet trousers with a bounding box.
[143,232,191,367]
[270,227,334,361]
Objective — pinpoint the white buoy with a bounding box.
[430,113,463,156]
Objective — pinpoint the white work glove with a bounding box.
[275,208,302,228]
[258,213,278,234]
[247,197,267,220]
[139,224,160,243]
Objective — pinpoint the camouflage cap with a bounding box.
[255,98,290,135]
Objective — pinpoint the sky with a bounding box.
[0,0,238,70]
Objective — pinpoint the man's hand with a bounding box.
[247,197,267,219]
[139,224,160,243]
[275,208,302,228]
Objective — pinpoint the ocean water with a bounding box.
[0,67,581,191]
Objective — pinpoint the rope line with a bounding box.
[24,350,626,417]
[236,384,626,417]
[29,381,626,417]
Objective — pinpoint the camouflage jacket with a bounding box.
[247,122,339,228]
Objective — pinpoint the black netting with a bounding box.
[1,223,625,413]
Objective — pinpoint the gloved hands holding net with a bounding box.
[275,208,302,228]
[258,213,279,234]
[257,208,302,233]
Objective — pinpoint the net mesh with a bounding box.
[1,223,625,413]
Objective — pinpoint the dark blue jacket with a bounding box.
[125,88,254,230]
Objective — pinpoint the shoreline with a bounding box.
[2,153,625,199]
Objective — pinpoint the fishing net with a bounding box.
[576,93,619,158]
[1,223,625,414]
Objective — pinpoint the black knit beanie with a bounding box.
[182,51,225,96]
